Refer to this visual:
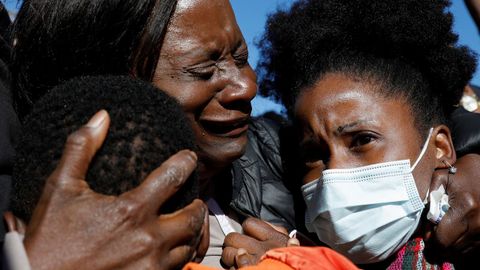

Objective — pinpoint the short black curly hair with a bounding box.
[11,75,197,223]
[257,0,477,131]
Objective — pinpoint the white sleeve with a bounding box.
[3,232,31,270]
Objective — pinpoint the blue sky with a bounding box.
[3,0,479,115]
[231,0,480,115]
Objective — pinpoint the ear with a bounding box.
[432,125,456,169]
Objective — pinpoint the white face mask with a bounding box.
[301,128,433,264]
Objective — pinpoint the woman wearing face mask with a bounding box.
[255,0,477,268]
[9,0,294,268]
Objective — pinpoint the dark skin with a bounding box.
[295,73,454,187]
[222,72,462,268]
[18,1,480,268]
[20,110,209,270]
[153,3,259,265]
[221,218,291,268]
[424,154,480,267]
[296,73,461,267]
[153,0,257,187]
[14,0,257,268]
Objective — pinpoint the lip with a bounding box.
[199,116,250,137]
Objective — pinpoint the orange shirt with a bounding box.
[183,246,359,270]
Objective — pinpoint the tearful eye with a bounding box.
[186,65,215,80]
[233,49,249,68]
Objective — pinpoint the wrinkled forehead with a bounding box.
[162,0,243,58]
[176,0,229,10]
[173,0,237,26]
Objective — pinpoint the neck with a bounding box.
[199,168,233,208]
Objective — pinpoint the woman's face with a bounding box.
[294,72,440,199]
[153,0,257,180]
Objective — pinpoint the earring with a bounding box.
[442,160,457,174]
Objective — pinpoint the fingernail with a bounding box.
[186,150,198,162]
[237,248,247,256]
[287,238,300,247]
[236,249,251,267]
[86,110,107,128]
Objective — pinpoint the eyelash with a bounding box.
[186,48,248,80]
[233,50,248,67]
[186,66,215,80]
[350,132,379,150]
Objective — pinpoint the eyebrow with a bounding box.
[335,119,375,135]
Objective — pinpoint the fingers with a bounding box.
[194,208,210,263]
[221,246,238,268]
[449,206,480,254]
[51,110,110,187]
[224,233,264,253]
[167,245,196,270]
[235,248,256,268]
[124,150,197,213]
[222,247,258,269]
[287,238,300,247]
[430,169,450,193]
[242,218,288,242]
[433,192,477,248]
[157,199,207,248]
[159,200,207,269]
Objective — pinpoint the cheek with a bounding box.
[158,81,216,114]
[303,165,325,185]
[411,151,437,199]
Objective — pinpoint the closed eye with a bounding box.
[233,49,248,68]
[185,64,215,80]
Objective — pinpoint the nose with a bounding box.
[217,63,257,112]
[304,163,326,184]
[324,147,353,170]
[326,152,358,170]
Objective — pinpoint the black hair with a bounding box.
[257,0,477,131]
[11,0,177,118]
[11,75,197,223]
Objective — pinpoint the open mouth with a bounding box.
[199,117,250,137]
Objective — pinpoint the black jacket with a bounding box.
[229,117,296,231]
[450,85,480,156]
[0,4,18,241]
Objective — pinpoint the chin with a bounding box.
[197,134,248,175]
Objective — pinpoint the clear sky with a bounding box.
[3,0,479,115]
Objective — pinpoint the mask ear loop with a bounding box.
[409,128,434,204]
[410,128,434,172]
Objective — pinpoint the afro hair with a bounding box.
[11,75,197,223]
[257,0,477,130]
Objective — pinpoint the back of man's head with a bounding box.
[11,75,197,223]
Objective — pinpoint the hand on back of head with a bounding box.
[9,76,209,270]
